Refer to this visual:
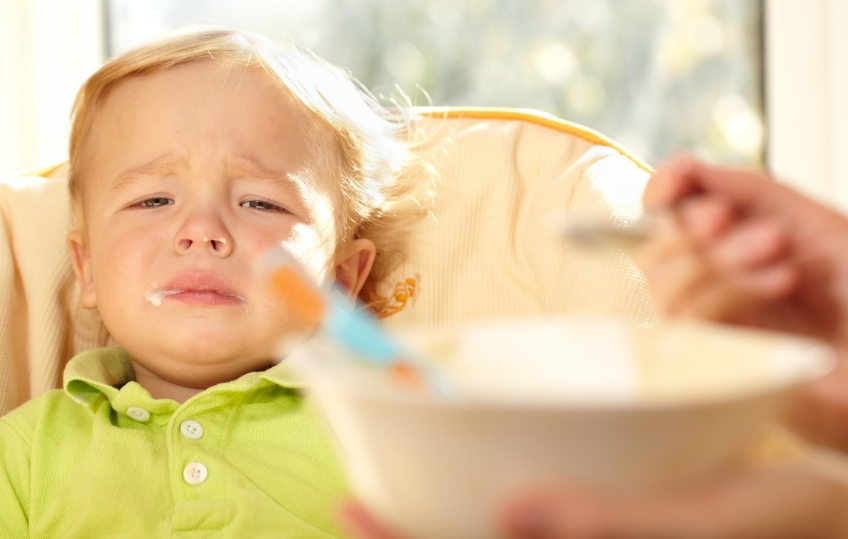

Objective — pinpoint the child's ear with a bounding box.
[334,238,376,301]
[67,230,97,309]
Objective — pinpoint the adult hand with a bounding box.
[341,462,848,539]
[637,155,848,451]
[339,503,403,539]
[640,155,848,350]
[497,462,848,539]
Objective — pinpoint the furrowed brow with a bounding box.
[111,156,180,194]
[232,158,314,204]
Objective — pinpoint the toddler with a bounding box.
[0,27,430,538]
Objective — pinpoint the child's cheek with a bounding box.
[278,223,336,283]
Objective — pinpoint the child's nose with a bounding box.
[174,213,234,257]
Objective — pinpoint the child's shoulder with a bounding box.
[0,388,85,445]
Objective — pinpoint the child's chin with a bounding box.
[184,342,272,365]
[158,352,273,387]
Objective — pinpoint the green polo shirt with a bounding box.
[0,348,350,538]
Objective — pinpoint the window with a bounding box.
[105,0,765,166]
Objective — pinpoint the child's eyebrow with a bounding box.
[111,155,181,194]
[110,156,312,206]
[230,158,314,206]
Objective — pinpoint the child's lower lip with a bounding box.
[168,290,246,306]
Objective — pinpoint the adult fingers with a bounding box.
[338,502,405,539]
[672,217,796,320]
[499,465,848,539]
[709,218,792,270]
[634,213,714,317]
[786,357,848,454]
[638,208,795,321]
[644,154,708,209]
[676,194,735,243]
[644,252,713,318]
[675,263,798,322]
[645,155,779,214]
[663,190,789,266]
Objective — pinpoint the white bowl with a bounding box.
[294,316,834,539]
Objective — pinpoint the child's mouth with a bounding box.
[151,289,246,306]
[146,275,247,307]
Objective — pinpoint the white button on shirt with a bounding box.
[180,420,204,440]
[183,462,208,485]
[126,407,150,422]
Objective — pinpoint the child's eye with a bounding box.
[140,197,174,208]
[241,200,286,212]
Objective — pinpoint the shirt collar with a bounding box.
[63,347,306,411]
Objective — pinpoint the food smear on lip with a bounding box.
[144,287,246,307]
[144,288,181,307]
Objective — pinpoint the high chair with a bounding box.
[0,107,656,416]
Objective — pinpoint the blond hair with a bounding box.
[68,27,434,308]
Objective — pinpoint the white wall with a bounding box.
[0,0,104,174]
[766,0,848,212]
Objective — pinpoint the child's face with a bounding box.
[68,60,374,388]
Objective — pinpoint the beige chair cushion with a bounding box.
[0,167,113,415]
[379,108,656,330]
[0,107,655,416]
